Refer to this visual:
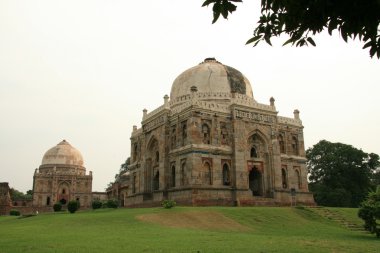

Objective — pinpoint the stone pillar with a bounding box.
[163,95,169,108]
[143,109,148,120]
[293,109,300,120]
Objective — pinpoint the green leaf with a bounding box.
[202,0,216,7]
[246,35,262,45]
[264,36,272,46]
[221,8,229,19]
[363,41,372,49]
[253,40,260,47]
[369,46,376,58]
[328,18,337,35]
[282,38,294,46]
[341,26,348,42]
[307,37,316,46]
[212,11,221,24]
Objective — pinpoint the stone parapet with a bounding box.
[277,116,302,126]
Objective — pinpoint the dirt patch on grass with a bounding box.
[136,210,250,232]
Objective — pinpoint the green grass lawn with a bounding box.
[0,207,378,253]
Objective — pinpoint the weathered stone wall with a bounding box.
[0,182,12,215]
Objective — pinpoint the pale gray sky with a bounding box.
[1,1,379,193]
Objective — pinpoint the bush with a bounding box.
[161,200,176,209]
[9,209,20,216]
[105,199,118,208]
[67,200,79,214]
[53,202,62,212]
[92,200,103,210]
[358,189,380,238]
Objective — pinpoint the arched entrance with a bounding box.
[249,167,262,196]
[58,182,70,205]
[153,170,159,190]
[146,137,159,193]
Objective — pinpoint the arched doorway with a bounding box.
[249,167,262,196]
[59,198,67,205]
[146,137,159,193]
[203,162,212,185]
[58,182,70,205]
[153,170,159,190]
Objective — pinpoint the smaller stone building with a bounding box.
[106,172,130,206]
[32,140,93,209]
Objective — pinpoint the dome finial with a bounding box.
[202,57,220,64]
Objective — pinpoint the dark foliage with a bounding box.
[9,188,32,201]
[307,140,379,207]
[92,200,103,210]
[67,200,79,214]
[161,200,176,209]
[53,202,62,212]
[358,187,380,238]
[9,210,21,216]
[105,199,118,208]
[202,0,380,58]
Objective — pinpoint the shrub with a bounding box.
[9,209,20,216]
[105,199,118,208]
[161,200,176,209]
[358,189,380,238]
[53,202,62,212]
[92,200,103,210]
[67,200,79,214]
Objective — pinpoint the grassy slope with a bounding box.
[0,207,378,253]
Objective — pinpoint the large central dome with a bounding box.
[170,58,253,103]
[41,140,84,167]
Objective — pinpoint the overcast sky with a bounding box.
[1,1,379,193]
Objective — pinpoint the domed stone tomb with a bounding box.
[126,58,315,207]
[32,140,92,209]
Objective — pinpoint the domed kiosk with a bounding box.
[126,58,314,207]
[33,140,92,209]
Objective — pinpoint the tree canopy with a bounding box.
[202,0,380,58]
[306,140,380,207]
[9,188,32,201]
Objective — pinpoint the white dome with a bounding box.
[170,58,253,104]
[41,140,84,166]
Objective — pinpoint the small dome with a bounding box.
[170,58,253,104]
[41,140,84,166]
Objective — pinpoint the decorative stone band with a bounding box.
[142,115,167,133]
[169,92,231,107]
[234,109,276,124]
[277,116,302,127]
[142,103,170,121]
[231,93,275,112]
[140,92,296,128]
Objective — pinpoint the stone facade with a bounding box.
[32,140,93,209]
[106,172,129,206]
[125,58,315,207]
[0,183,12,215]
